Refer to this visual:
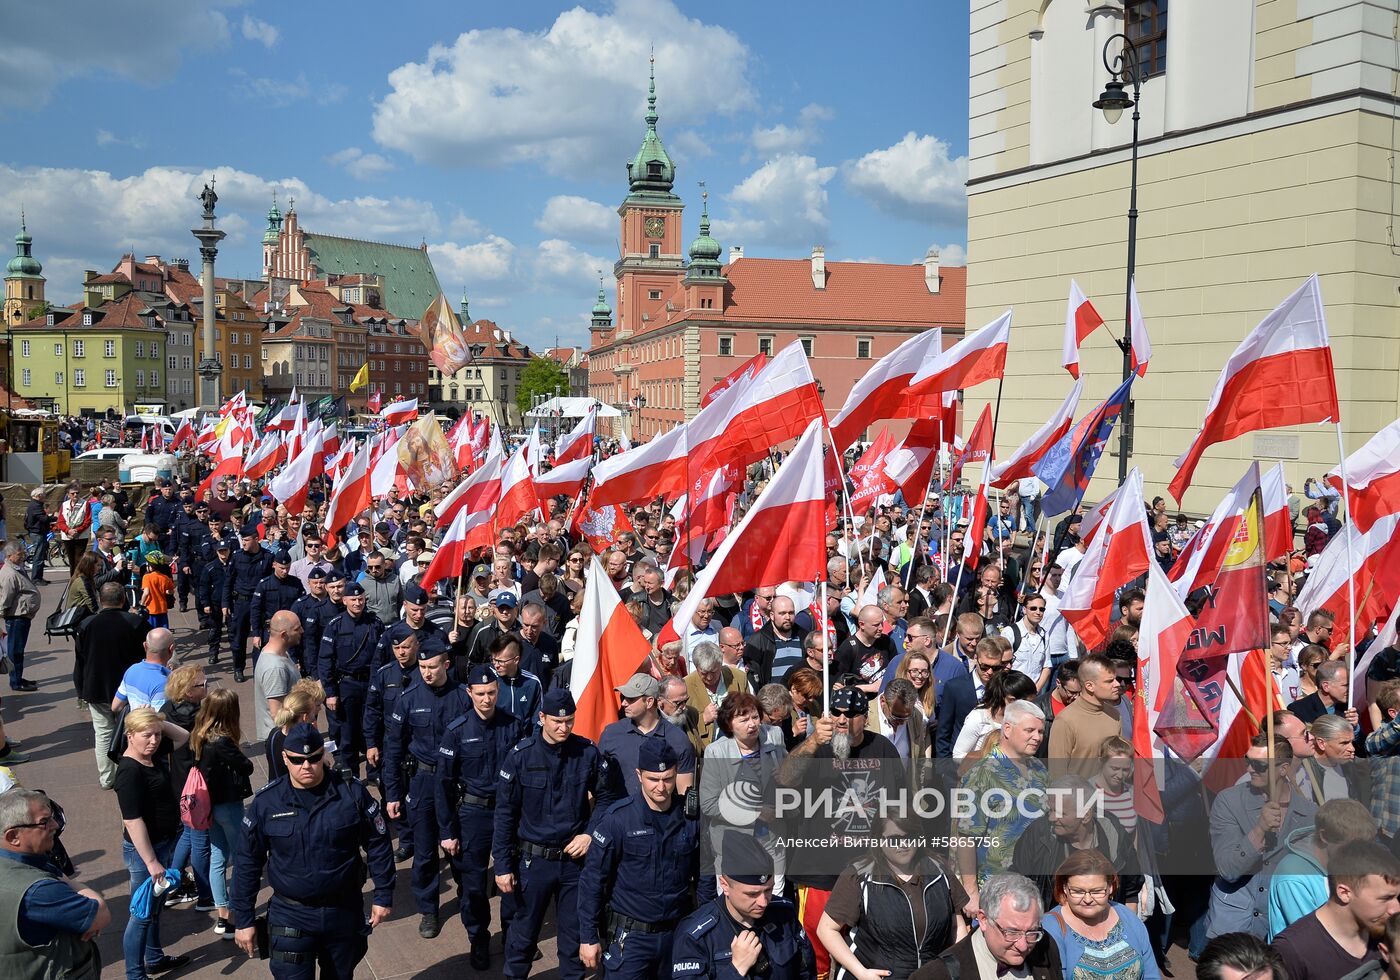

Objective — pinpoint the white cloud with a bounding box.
[751,103,833,156]
[326,147,395,181]
[95,129,145,150]
[240,14,279,48]
[535,196,615,243]
[0,2,230,107]
[713,154,836,248]
[430,236,518,286]
[229,69,347,107]
[534,239,614,290]
[845,131,968,224]
[370,0,753,175]
[0,163,448,297]
[936,243,966,266]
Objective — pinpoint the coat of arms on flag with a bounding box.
[573,503,633,553]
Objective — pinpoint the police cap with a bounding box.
[284,723,324,757]
[465,664,498,687]
[270,550,291,566]
[720,829,774,885]
[541,688,576,718]
[325,570,346,584]
[420,634,450,659]
[308,567,327,581]
[239,523,260,539]
[215,539,232,552]
[343,582,367,597]
[637,739,679,773]
[403,584,429,606]
[385,622,416,645]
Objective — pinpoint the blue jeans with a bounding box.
[6,615,31,687]
[123,836,175,979]
[208,800,244,911]
[1020,494,1040,534]
[28,536,47,580]
[169,825,213,906]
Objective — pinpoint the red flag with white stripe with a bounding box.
[991,379,1083,489]
[419,502,483,594]
[1327,416,1400,533]
[267,427,324,516]
[908,311,1011,397]
[534,455,592,515]
[324,442,373,543]
[829,329,944,451]
[241,432,285,483]
[1062,280,1106,380]
[197,428,242,498]
[496,441,537,528]
[382,397,419,426]
[171,418,195,451]
[554,405,597,466]
[1060,468,1152,651]
[1171,274,1338,502]
[569,557,654,742]
[1134,562,1187,824]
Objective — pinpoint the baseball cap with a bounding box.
[492,591,518,609]
[472,564,491,580]
[614,673,660,699]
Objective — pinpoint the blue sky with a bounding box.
[2,0,969,351]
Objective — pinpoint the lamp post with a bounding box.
[1093,32,1143,485]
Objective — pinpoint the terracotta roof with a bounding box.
[16,292,161,331]
[543,346,579,364]
[87,272,131,285]
[717,259,965,328]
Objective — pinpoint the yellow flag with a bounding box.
[349,362,370,392]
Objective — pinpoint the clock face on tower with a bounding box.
[644,216,666,239]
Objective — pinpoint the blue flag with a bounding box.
[1034,374,1135,517]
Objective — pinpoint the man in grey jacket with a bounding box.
[0,542,41,691]
[1207,731,1318,939]
[357,552,403,626]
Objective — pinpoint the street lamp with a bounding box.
[1094,32,1143,484]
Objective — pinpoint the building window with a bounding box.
[800,336,814,357]
[20,369,30,387]
[19,340,28,357]
[105,370,116,387]
[151,370,159,388]
[135,370,144,386]
[1126,0,1167,78]
[53,343,61,357]
[856,337,872,359]
[244,355,252,369]
[105,340,115,357]
[73,340,85,357]
[230,332,238,346]
[135,341,144,358]
[648,244,660,259]
[82,313,92,326]
[648,290,662,301]
[169,356,177,369]
[55,371,63,385]
[717,335,733,357]
[758,336,773,357]
[182,356,191,370]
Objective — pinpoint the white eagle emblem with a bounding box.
[578,506,617,541]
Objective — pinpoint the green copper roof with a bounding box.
[459,287,470,322]
[6,217,42,280]
[626,59,678,202]
[688,190,722,265]
[301,232,443,320]
[262,196,282,246]
[592,281,612,317]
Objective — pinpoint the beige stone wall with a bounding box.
[963,107,1400,512]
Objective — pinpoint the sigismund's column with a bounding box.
[192,178,226,408]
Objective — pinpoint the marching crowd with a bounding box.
[1,457,1398,980]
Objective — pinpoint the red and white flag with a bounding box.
[1169,462,1271,599]
[419,502,481,594]
[369,428,406,497]
[1062,280,1106,380]
[554,405,597,466]
[590,342,823,509]
[267,427,324,516]
[1134,562,1189,824]
[569,556,654,742]
[496,440,537,528]
[469,415,491,462]
[324,442,372,543]
[367,390,382,414]
[197,428,242,498]
[829,328,944,451]
[534,455,592,515]
[964,471,992,562]
[659,418,829,646]
[437,451,503,527]
[1355,600,1400,706]
[449,415,476,472]
[943,404,993,491]
[382,397,419,426]
[701,352,767,410]
[1129,277,1152,377]
[991,379,1084,489]
[171,417,195,451]
[1261,463,1291,560]
[1060,468,1152,651]
[241,431,285,482]
[1200,650,1272,794]
[219,390,248,417]
[847,429,899,515]
[573,502,634,554]
[1170,275,1339,502]
[1293,512,1400,646]
[908,311,1011,397]
[1328,416,1400,533]
[321,423,341,458]
[883,395,957,506]
[265,402,297,433]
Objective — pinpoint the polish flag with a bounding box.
[196,419,218,452]
[1062,280,1106,380]
[569,557,654,742]
[702,352,768,410]
[883,394,958,506]
[829,328,944,451]
[241,432,285,482]
[496,441,537,528]
[1131,562,1182,823]
[382,397,419,426]
[964,472,992,560]
[943,404,994,491]
[321,423,341,458]
[419,502,483,594]
[268,427,324,516]
[1200,650,1272,794]
[1129,278,1152,377]
[1170,274,1339,502]
[1328,417,1400,533]
[659,418,829,647]
[1261,463,1292,560]
[534,455,592,515]
[324,442,373,542]
[469,415,491,463]
[367,390,382,414]
[171,418,195,451]
[197,428,242,498]
[991,379,1084,489]
[590,342,823,509]
[908,311,1012,398]
[265,402,297,433]
[670,467,735,571]
[848,429,899,515]
[554,405,597,466]
[219,390,248,417]
[1060,468,1152,651]
[286,402,308,459]
[1354,600,1400,707]
[1169,462,1272,599]
[436,451,503,527]
[369,428,406,497]
[1293,512,1400,646]
[450,416,476,472]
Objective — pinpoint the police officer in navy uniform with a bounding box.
[366,624,421,862]
[371,583,445,672]
[233,723,396,978]
[251,549,305,664]
[198,534,232,665]
[304,570,346,677]
[579,739,700,980]
[289,568,329,677]
[175,499,211,612]
[493,688,601,980]
[224,524,274,683]
[383,635,469,938]
[671,830,816,980]
[437,663,529,969]
[318,581,383,776]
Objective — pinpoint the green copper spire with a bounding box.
[688,185,722,267]
[591,276,613,329]
[262,193,282,246]
[459,287,470,322]
[626,52,677,200]
[7,211,42,279]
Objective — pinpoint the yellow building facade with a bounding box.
[964,0,1400,511]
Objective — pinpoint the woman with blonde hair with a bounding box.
[189,689,253,940]
[161,664,212,910]
[266,681,327,780]
[894,650,936,720]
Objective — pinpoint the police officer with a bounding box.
[251,550,306,662]
[318,581,383,776]
[492,689,601,980]
[233,723,396,977]
[383,637,470,939]
[365,624,421,862]
[175,499,210,612]
[370,583,446,672]
[437,663,529,969]
[304,570,346,676]
[144,479,181,554]
[579,740,700,979]
[289,568,330,677]
[198,535,232,666]
[671,831,816,980]
[223,524,274,683]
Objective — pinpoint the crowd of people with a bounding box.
[0,448,1395,980]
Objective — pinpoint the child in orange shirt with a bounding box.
[141,553,175,628]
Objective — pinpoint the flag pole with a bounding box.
[821,580,831,715]
[827,428,866,583]
[1334,421,1358,710]
[905,418,944,590]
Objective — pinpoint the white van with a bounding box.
[75,447,138,463]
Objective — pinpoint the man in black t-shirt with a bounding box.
[834,607,897,699]
[1272,839,1400,980]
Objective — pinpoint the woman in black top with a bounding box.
[115,706,190,979]
[160,665,213,910]
[190,689,254,939]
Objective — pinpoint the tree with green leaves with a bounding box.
[516,356,570,416]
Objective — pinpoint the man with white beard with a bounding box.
[659,674,704,761]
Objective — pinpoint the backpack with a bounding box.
[179,765,212,830]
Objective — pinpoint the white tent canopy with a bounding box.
[525,396,621,419]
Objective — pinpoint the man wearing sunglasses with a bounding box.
[233,724,395,972]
